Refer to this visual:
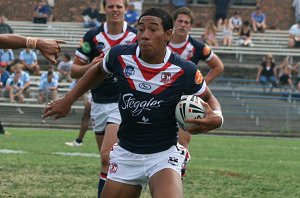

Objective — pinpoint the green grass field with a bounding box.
[0,128,300,198]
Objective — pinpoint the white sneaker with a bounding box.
[65,140,82,147]
[16,107,24,115]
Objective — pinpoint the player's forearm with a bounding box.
[65,63,106,103]
[70,63,92,79]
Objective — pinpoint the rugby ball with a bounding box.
[175,95,206,129]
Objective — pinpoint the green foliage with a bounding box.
[0,128,300,197]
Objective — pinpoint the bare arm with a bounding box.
[43,60,105,119]
[0,34,66,64]
[186,87,223,134]
[71,55,103,79]
[205,54,224,84]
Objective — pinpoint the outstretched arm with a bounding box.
[42,60,105,120]
[0,34,66,64]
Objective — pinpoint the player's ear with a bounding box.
[165,29,173,43]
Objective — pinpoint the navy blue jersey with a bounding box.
[168,35,214,65]
[103,44,207,154]
[75,22,137,103]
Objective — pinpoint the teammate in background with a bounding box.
[168,7,224,176]
[43,7,223,198]
[66,0,137,196]
[0,34,65,134]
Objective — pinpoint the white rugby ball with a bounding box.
[175,95,206,129]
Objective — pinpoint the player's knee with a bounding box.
[100,151,110,167]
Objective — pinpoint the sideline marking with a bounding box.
[52,152,99,158]
[0,149,26,154]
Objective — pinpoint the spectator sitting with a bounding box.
[293,60,300,92]
[0,62,10,96]
[221,18,233,46]
[256,54,278,89]
[251,6,266,33]
[38,70,58,104]
[203,20,218,46]
[229,11,242,32]
[81,1,100,28]
[40,65,58,82]
[19,48,40,76]
[288,20,300,48]
[238,21,253,47]
[57,53,73,83]
[33,0,50,24]
[125,3,140,27]
[0,49,15,72]
[0,15,13,34]
[12,63,31,98]
[276,57,295,91]
[4,70,24,114]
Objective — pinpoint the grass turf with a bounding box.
[0,128,299,197]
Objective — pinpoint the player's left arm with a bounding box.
[205,54,224,84]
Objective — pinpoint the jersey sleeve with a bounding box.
[75,29,97,63]
[193,39,214,62]
[102,45,123,74]
[183,61,206,96]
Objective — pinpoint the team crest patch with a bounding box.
[203,44,211,56]
[125,40,133,45]
[109,162,118,173]
[160,72,172,84]
[97,42,105,50]
[124,65,135,77]
[81,42,91,54]
[195,70,203,84]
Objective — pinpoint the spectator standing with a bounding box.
[33,0,50,24]
[238,20,253,47]
[214,0,230,23]
[57,53,73,83]
[288,20,300,48]
[38,70,58,104]
[251,6,266,33]
[221,18,233,46]
[81,0,100,28]
[19,48,40,76]
[256,54,278,89]
[276,57,295,91]
[203,20,218,46]
[293,0,300,23]
[229,11,242,32]
[125,3,140,27]
[0,15,13,34]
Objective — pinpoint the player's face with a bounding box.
[174,14,191,36]
[137,16,172,62]
[105,0,126,23]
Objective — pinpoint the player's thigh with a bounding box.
[178,128,192,148]
[101,123,119,155]
[149,168,183,198]
[101,179,142,198]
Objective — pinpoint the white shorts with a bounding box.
[107,144,188,189]
[91,101,121,134]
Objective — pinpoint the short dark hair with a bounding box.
[173,7,194,24]
[138,7,173,31]
[103,0,128,8]
[64,53,71,61]
[47,70,53,76]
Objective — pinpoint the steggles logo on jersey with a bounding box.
[160,72,172,85]
[121,93,163,116]
[124,65,135,77]
[138,83,151,90]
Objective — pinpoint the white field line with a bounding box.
[0,149,99,158]
[0,149,26,154]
